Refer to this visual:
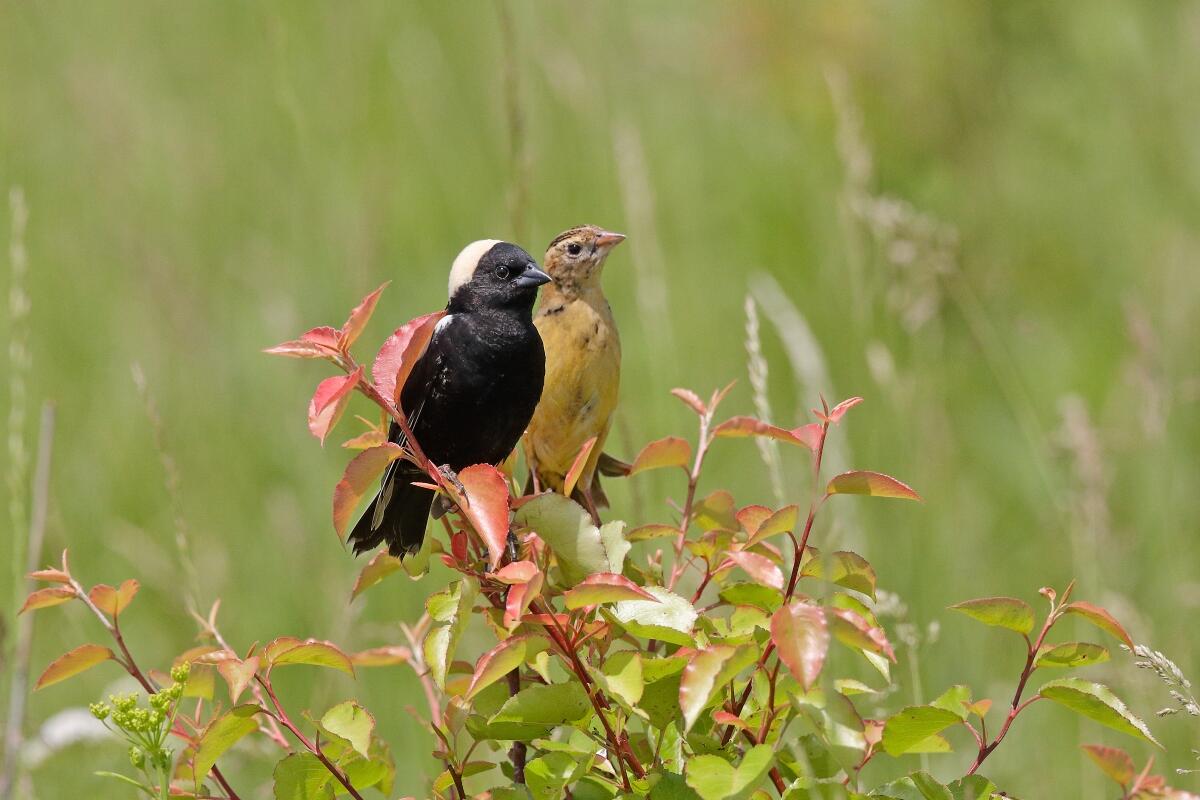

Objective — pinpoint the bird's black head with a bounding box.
[447,240,551,314]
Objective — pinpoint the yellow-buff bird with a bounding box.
[525,225,626,520]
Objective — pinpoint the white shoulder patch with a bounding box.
[433,314,454,336]
[448,239,502,297]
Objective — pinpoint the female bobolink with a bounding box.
[524,225,626,520]
[350,240,551,558]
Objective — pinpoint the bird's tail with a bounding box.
[348,463,433,558]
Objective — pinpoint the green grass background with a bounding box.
[3,1,1199,796]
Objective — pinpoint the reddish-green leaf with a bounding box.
[351,646,411,667]
[771,601,830,690]
[216,656,259,704]
[35,644,114,690]
[881,706,963,756]
[456,464,512,569]
[628,436,692,477]
[671,388,707,416]
[694,490,738,531]
[722,551,783,590]
[800,551,877,600]
[949,596,1035,636]
[351,551,403,600]
[340,282,389,350]
[332,443,405,540]
[825,397,863,424]
[1062,601,1134,648]
[1035,642,1110,669]
[308,368,362,445]
[19,586,75,614]
[563,573,658,609]
[465,634,547,700]
[713,416,813,449]
[830,607,896,660]
[495,560,543,627]
[792,423,824,450]
[341,428,388,450]
[562,436,597,498]
[264,326,341,359]
[372,311,446,405]
[735,505,772,538]
[627,524,680,542]
[1081,744,1135,788]
[265,637,354,676]
[826,470,922,501]
[88,579,139,618]
[744,505,798,548]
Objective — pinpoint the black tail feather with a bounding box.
[348,467,434,558]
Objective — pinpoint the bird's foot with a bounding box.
[438,464,466,497]
[505,530,520,564]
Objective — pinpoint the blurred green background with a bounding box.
[3,1,1199,796]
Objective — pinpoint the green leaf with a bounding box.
[685,745,774,800]
[679,645,755,732]
[423,577,477,689]
[719,583,783,612]
[527,751,590,800]
[491,682,592,727]
[1061,602,1134,648]
[514,493,628,583]
[649,771,702,799]
[948,597,1035,636]
[640,658,689,730]
[265,638,354,676]
[609,586,697,646]
[273,753,335,799]
[320,701,374,758]
[930,685,973,721]
[34,644,114,690]
[871,773,953,800]
[799,551,877,600]
[946,775,1001,800]
[1038,678,1160,746]
[601,650,645,707]
[350,551,402,600]
[771,601,830,690]
[881,706,962,756]
[94,771,149,793]
[1034,642,1109,669]
[825,471,921,501]
[194,705,261,788]
[694,490,739,531]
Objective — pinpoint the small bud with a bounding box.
[170,662,191,684]
[89,702,111,721]
[129,746,144,768]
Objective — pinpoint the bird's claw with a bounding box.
[439,464,466,497]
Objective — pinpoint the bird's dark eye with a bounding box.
[567,243,582,256]
[496,265,511,280]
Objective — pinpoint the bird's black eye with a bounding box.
[567,243,582,256]
[496,265,511,280]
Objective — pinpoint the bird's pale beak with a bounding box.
[515,266,553,288]
[594,230,627,250]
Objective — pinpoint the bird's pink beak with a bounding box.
[594,230,626,250]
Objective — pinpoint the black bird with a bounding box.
[349,240,551,559]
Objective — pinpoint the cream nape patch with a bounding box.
[448,239,503,297]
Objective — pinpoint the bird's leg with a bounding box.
[505,529,520,564]
[438,464,466,496]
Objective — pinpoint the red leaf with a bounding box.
[791,423,824,450]
[19,586,76,614]
[712,710,750,731]
[671,388,707,416]
[563,573,659,609]
[341,428,388,450]
[771,601,830,690]
[340,282,389,350]
[308,368,362,445]
[562,436,597,498]
[826,470,922,501]
[456,464,512,570]
[826,397,863,424]
[709,380,737,413]
[35,644,115,690]
[714,416,815,450]
[494,560,539,585]
[263,326,342,359]
[629,436,692,477]
[830,607,896,661]
[372,311,447,406]
[721,551,783,590]
[465,635,548,700]
[495,560,543,627]
[332,443,405,540]
[1063,602,1134,648]
[735,505,772,537]
[216,656,259,704]
[88,579,139,618]
[351,646,412,667]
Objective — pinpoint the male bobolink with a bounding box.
[524,225,626,519]
[349,240,551,557]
